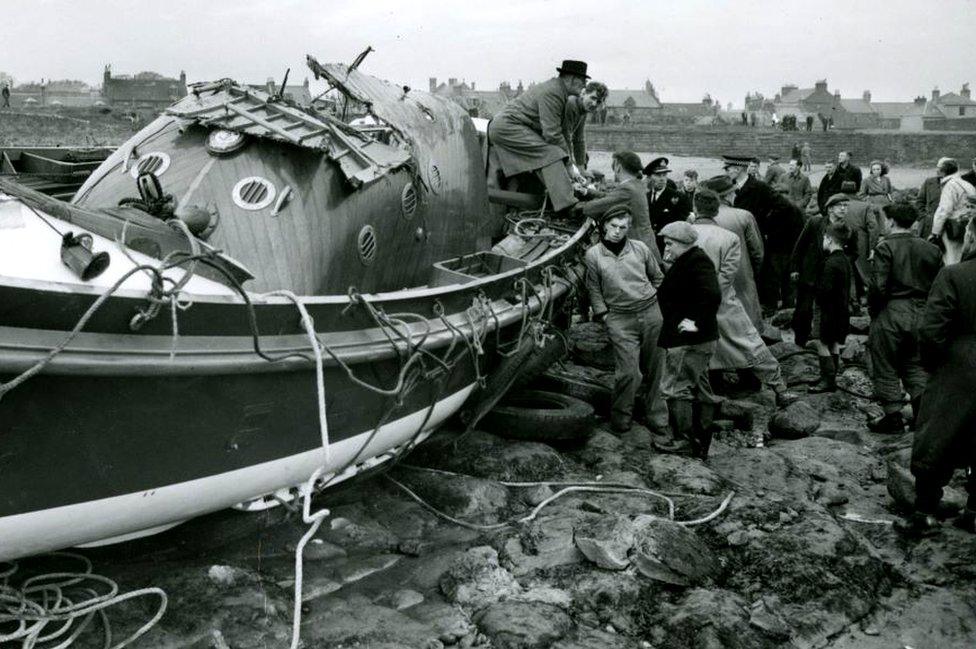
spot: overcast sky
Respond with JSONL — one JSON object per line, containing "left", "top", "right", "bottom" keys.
{"left": 3, "top": 0, "right": 973, "bottom": 106}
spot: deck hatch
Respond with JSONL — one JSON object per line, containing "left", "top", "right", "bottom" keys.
{"left": 357, "top": 225, "right": 377, "bottom": 266}
{"left": 130, "top": 152, "right": 170, "bottom": 179}
{"left": 232, "top": 177, "right": 277, "bottom": 211}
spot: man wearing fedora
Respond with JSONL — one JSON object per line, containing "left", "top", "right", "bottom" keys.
{"left": 488, "top": 60, "right": 591, "bottom": 213}
{"left": 645, "top": 156, "right": 692, "bottom": 254}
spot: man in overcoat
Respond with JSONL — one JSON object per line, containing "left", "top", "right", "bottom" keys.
{"left": 898, "top": 218, "right": 976, "bottom": 536}
{"left": 488, "top": 60, "right": 590, "bottom": 211}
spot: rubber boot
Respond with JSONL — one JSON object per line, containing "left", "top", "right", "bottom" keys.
{"left": 954, "top": 509, "right": 976, "bottom": 533}
{"left": 831, "top": 353, "right": 841, "bottom": 375}
{"left": 910, "top": 396, "right": 922, "bottom": 431}
{"left": 893, "top": 512, "right": 940, "bottom": 538}
{"left": 695, "top": 402, "right": 718, "bottom": 460}
{"left": 808, "top": 355, "right": 836, "bottom": 393}
{"left": 654, "top": 399, "right": 695, "bottom": 455}
{"left": 868, "top": 411, "right": 906, "bottom": 434}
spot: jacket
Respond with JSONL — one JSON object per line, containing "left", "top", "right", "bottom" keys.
{"left": 764, "top": 163, "right": 785, "bottom": 187}
{"left": 817, "top": 249, "right": 852, "bottom": 345}
{"left": 915, "top": 176, "right": 942, "bottom": 237}
{"left": 867, "top": 232, "right": 942, "bottom": 317}
{"left": 582, "top": 178, "right": 659, "bottom": 259}
{"left": 858, "top": 175, "right": 893, "bottom": 204}
{"left": 647, "top": 179, "right": 692, "bottom": 237}
{"left": 844, "top": 199, "right": 881, "bottom": 281}
{"left": 657, "top": 247, "right": 721, "bottom": 348}
{"left": 919, "top": 252, "right": 976, "bottom": 371}
{"left": 714, "top": 205, "right": 764, "bottom": 328}
{"left": 562, "top": 95, "right": 587, "bottom": 167}
{"left": 791, "top": 215, "right": 855, "bottom": 287}
{"left": 817, "top": 172, "right": 837, "bottom": 213}
{"left": 828, "top": 162, "right": 863, "bottom": 195}
{"left": 779, "top": 171, "right": 814, "bottom": 209}
{"left": 488, "top": 77, "right": 571, "bottom": 176}
{"left": 932, "top": 173, "right": 976, "bottom": 237}
{"left": 733, "top": 176, "right": 778, "bottom": 234}
{"left": 584, "top": 238, "right": 663, "bottom": 315}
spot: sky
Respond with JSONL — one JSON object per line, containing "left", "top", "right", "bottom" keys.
{"left": 2, "top": 0, "right": 973, "bottom": 107}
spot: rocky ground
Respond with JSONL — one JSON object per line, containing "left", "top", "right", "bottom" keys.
{"left": 23, "top": 317, "right": 976, "bottom": 649}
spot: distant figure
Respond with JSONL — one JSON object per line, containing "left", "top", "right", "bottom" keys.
{"left": 800, "top": 142, "right": 813, "bottom": 172}
{"left": 749, "top": 112, "right": 757, "bottom": 127}
{"left": 1, "top": 84, "right": 9, "bottom": 108}
{"left": 791, "top": 142, "right": 802, "bottom": 162}
{"left": 741, "top": 111, "right": 748, "bottom": 126}
{"left": 819, "top": 113, "right": 828, "bottom": 132}
{"left": 806, "top": 115, "right": 814, "bottom": 132}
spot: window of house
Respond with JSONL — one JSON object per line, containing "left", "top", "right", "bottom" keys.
{"left": 960, "top": 106, "right": 966, "bottom": 116}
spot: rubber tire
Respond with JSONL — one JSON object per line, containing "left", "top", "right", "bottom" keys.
{"left": 529, "top": 369, "right": 612, "bottom": 415}
{"left": 479, "top": 389, "right": 594, "bottom": 442}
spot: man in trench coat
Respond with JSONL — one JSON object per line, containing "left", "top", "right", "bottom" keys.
{"left": 488, "top": 60, "right": 590, "bottom": 212}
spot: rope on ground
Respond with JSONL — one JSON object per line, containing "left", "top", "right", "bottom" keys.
{"left": 387, "top": 467, "right": 736, "bottom": 531}
{"left": 0, "top": 552, "right": 167, "bottom": 649}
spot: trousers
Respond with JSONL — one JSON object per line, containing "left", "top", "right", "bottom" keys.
{"left": 661, "top": 341, "right": 720, "bottom": 404}
{"left": 868, "top": 299, "right": 929, "bottom": 414}
{"left": 605, "top": 303, "right": 668, "bottom": 429}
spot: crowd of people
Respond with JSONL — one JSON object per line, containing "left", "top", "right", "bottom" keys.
{"left": 486, "top": 60, "right": 976, "bottom": 537}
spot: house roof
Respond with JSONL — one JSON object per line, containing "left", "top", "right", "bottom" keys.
{"left": 923, "top": 102, "right": 947, "bottom": 118}
{"left": 936, "top": 92, "right": 976, "bottom": 106}
{"left": 605, "top": 89, "right": 661, "bottom": 109}
{"left": 838, "top": 98, "right": 876, "bottom": 114}
{"left": 104, "top": 77, "right": 185, "bottom": 103}
{"left": 871, "top": 102, "right": 924, "bottom": 118}
{"left": 779, "top": 87, "right": 815, "bottom": 104}
{"left": 660, "top": 102, "right": 714, "bottom": 116}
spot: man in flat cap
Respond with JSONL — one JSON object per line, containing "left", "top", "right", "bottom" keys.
{"left": 578, "top": 151, "right": 661, "bottom": 261}
{"left": 701, "top": 175, "right": 765, "bottom": 329}
{"left": 691, "top": 189, "right": 797, "bottom": 408}
{"left": 584, "top": 204, "right": 668, "bottom": 434}
{"left": 654, "top": 221, "right": 722, "bottom": 459}
{"left": 645, "top": 156, "right": 692, "bottom": 254}
{"left": 488, "top": 60, "right": 591, "bottom": 212}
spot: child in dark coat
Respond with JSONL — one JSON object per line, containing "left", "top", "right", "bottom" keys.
{"left": 810, "top": 221, "right": 853, "bottom": 392}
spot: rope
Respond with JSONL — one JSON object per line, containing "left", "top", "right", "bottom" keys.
{"left": 0, "top": 552, "right": 167, "bottom": 649}
{"left": 387, "top": 466, "right": 735, "bottom": 531}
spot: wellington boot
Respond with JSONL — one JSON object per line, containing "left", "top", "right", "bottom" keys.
{"left": 910, "top": 397, "right": 922, "bottom": 431}
{"left": 655, "top": 399, "right": 695, "bottom": 455}
{"left": 808, "top": 356, "right": 836, "bottom": 393}
{"left": 868, "top": 411, "right": 906, "bottom": 434}
{"left": 953, "top": 509, "right": 976, "bottom": 534}
{"left": 893, "top": 512, "right": 940, "bottom": 538}
{"left": 694, "top": 402, "right": 718, "bottom": 460}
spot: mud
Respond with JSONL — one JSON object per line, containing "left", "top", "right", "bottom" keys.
{"left": 24, "top": 318, "right": 976, "bottom": 649}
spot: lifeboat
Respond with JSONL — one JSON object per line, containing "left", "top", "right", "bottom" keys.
{"left": 0, "top": 57, "right": 589, "bottom": 561}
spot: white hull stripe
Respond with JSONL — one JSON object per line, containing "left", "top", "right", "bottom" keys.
{"left": 0, "top": 384, "right": 474, "bottom": 562}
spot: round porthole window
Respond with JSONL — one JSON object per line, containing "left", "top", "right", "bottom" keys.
{"left": 401, "top": 183, "right": 418, "bottom": 219}
{"left": 129, "top": 152, "right": 171, "bottom": 179}
{"left": 427, "top": 161, "right": 442, "bottom": 194}
{"left": 358, "top": 225, "right": 377, "bottom": 266}
{"left": 206, "top": 129, "right": 248, "bottom": 156}
{"left": 232, "top": 176, "right": 277, "bottom": 211}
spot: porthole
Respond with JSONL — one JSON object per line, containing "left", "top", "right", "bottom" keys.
{"left": 401, "top": 183, "right": 418, "bottom": 219}
{"left": 206, "top": 129, "right": 248, "bottom": 156}
{"left": 427, "top": 161, "right": 442, "bottom": 194}
{"left": 232, "top": 176, "right": 277, "bottom": 211}
{"left": 129, "top": 152, "right": 170, "bottom": 179}
{"left": 357, "top": 225, "right": 377, "bottom": 266}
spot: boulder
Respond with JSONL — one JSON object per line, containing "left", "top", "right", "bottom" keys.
{"left": 391, "top": 470, "right": 508, "bottom": 524}
{"left": 719, "top": 399, "right": 761, "bottom": 430}
{"left": 440, "top": 546, "right": 522, "bottom": 610}
{"left": 475, "top": 601, "right": 573, "bottom": 649}
{"left": 769, "top": 308, "right": 795, "bottom": 329}
{"left": 573, "top": 514, "right": 636, "bottom": 570}
{"left": 642, "top": 453, "right": 726, "bottom": 495}
{"left": 768, "top": 400, "right": 820, "bottom": 439}
{"left": 630, "top": 517, "right": 718, "bottom": 586}
{"left": 849, "top": 315, "right": 871, "bottom": 334}
{"left": 653, "top": 589, "right": 777, "bottom": 649}
{"left": 406, "top": 602, "right": 476, "bottom": 646}
{"left": 567, "top": 569, "right": 642, "bottom": 633}
{"left": 500, "top": 515, "right": 585, "bottom": 576}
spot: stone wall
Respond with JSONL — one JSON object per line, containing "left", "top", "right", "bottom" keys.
{"left": 584, "top": 125, "right": 976, "bottom": 164}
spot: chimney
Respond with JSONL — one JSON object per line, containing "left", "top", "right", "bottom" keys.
{"left": 180, "top": 70, "right": 186, "bottom": 86}
{"left": 781, "top": 84, "right": 796, "bottom": 98}
{"left": 429, "top": 77, "right": 436, "bottom": 92}
{"left": 932, "top": 87, "right": 940, "bottom": 101}
{"left": 914, "top": 95, "right": 927, "bottom": 106}
{"left": 448, "top": 77, "right": 457, "bottom": 87}
{"left": 471, "top": 81, "right": 475, "bottom": 90}
{"left": 962, "top": 83, "right": 971, "bottom": 100}
{"left": 833, "top": 89, "right": 841, "bottom": 100}
{"left": 862, "top": 90, "right": 871, "bottom": 103}
{"left": 814, "top": 80, "right": 828, "bottom": 91}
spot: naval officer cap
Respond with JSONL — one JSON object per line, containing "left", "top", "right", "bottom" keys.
{"left": 722, "top": 155, "right": 755, "bottom": 168}
{"left": 660, "top": 221, "right": 698, "bottom": 244}
{"left": 643, "top": 156, "right": 671, "bottom": 175}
